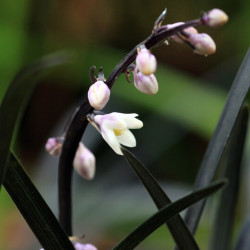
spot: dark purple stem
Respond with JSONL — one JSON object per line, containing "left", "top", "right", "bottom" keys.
{"left": 58, "top": 18, "right": 202, "bottom": 235}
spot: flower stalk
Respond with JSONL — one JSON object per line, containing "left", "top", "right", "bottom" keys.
{"left": 57, "top": 9, "right": 226, "bottom": 235}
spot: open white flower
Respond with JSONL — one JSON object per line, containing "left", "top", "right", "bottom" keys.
{"left": 94, "top": 112, "right": 143, "bottom": 155}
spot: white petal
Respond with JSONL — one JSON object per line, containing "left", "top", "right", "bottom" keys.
{"left": 95, "top": 114, "right": 126, "bottom": 130}
{"left": 112, "top": 113, "right": 143, "bottom": 129}
{"left": 101, "top": 127, "right": 123, "bottom": 155}
{"left": 116, "top": 129, "right": 136, "bottom": 147}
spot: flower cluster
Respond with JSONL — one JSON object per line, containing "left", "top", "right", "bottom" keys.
{"left": 165, "top": 9, "right": 228, "bottom": 56}
{"left": 45, "top": 8, "right": 228, "bottom": 182}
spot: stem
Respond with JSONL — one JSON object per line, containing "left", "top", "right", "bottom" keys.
{"left": 58, "top": 17, "right": 202, "bottom": 235}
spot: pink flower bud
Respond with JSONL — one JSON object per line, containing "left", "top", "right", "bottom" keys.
{"left": 88, "top": 81, "right": 110, "bottom": 110}
{"left": 204, "top": 9, "right": 228, "bottom": 27}
{"left": 136, "top": 48, "right": 157, "bottom": 75}
{"left": 45, "top": 137, "right": 63, "bottom": 156}
{"left": 73, "top": 142, "right": 96, "bottom": 180}
{"left": 73, "top": 242, "right": 98, "bottom": 250}
{"left": 133, "top": 69, "right": 158, "bottom": 95}
{"left": 166, "top": 22, "right": 198, "bottom": 43}
{"left": 188, "top": 33, "right": 216, "bottom": 56}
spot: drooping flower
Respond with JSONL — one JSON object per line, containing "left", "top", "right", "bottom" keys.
{"left": 93, "top": 112, "right": 143, "bottom": 155}
{"left": 45, "top": 137, "right": 64, "bottom": 156}
{"left": 73, "top": 142, "right": 96, "bottom": 180}
{"left": 187, "top": 33, "right": 216, "bottom": 56}
{"left": 136, "top": 47, "right": 157, "bottom": 75}
{"left": 88, "top": 80, "right": 110, "bottom": 110}
{"left": 133, "top": 67, "right": 158, "bottom": 95}
{"left": 203, "top": 9, "right": 228, "bottom": 28}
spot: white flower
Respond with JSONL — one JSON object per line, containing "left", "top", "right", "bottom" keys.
{"left": 73, "top": 142, "right": 96, "bottom": 180}
{"left": 88, "top": 80, "right": 110, "bottom": 110}
{"left": 136, "top": 47, "right": 157, "bottom": 75}
{"left": 133, "top": 67, "right": 158, "bottom": 95}
{"left": 94, "top": 112, "right": 143, "bottom": 155}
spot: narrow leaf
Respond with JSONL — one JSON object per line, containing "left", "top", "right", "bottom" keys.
{"left": 113, "top": 179, "right": 227, "bottom": 250}
{"left": 235, "top": 217, "right": 250, "bottom": 250}
{"left": 209, "top": 106, "right": 248, "bottom": 250}
{"left": 0, "top": 52, "right": 71, "bottom": 189}
{"left": 4, "top": 152, "right": 75, "bottom": 250}
{"left": 122, "top": 147, "right": 199, "bottom": 250}
{"left": 185, "top": 49, "right": 250, "bottom": 234}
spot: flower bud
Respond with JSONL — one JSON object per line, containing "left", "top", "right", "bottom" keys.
{"left": 136, "top": 48, "right": 157, "bottom": 75}
{"left": 166, "top": 22, "right": 198, "bottom": 43}
{"left": 133, "top": 69, "right": 158, "bottom": 95}
{"left": 204, "top": 9, "right": 228, "bottom": 27}
{"left": 88, "top": 81, "right": 110, "bottom": 110}
{"left": 74, "top": 242, "right": 98, "bottom": 250}
{"left": 188, "top": 33, "right": 216, "bottom": 56}
{"left": 45, "top": 137, "right": 63, "bottom": 156}
{"left": 73, "top": 142, "right": 96, "bottom": 180}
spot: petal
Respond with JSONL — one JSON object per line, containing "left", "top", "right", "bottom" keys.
{"left": 101, "top": 127, "right": 123, "bottom": 155}
{"left": 116, "top": 129, "right": 136, "bottom": 147}
{"left": 112, "top": 113, "right": 143, "bottom": 129}
{"left": 95, "top": 114, "right": 126, "bottom": 130}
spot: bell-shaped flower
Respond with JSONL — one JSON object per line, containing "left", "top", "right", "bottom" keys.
{"left": 133, "top": 67, "right": 158, "bottom": 95}
{"left": 136, "top": 47, "right": 157, "bottom": 75}
{"left": 94, "top": 112, "right": 143, "bottom": 155}
{"left": 73, "top": 142, "right": 96, "bottom": 180}
{"left": 45, "top": 137, "right": 64, "bottom": 156}
{"left": 203, "top": 9, "right": 228, "bottom": 28}
{"left": 88, "top": 80, "right": 110, "bottom": 110}
{"left": 187, "top": 33, "right": 216, "bottom": 56}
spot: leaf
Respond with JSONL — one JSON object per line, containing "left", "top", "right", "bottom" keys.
{"left": 209, "top": 106, "right": 248, "bottom": 250}
{"left": 113, "top": 179, "right": 227, "bottom": 250}
{"left": 0, "top": 52, "right": 72, "bottom": 189}
{"left": 235, "top": 217, "right": 250, "bottom": 250}
{"left": 121, "top": 147, "right": 199, "bottom": 250}
{"left": 184, "top": 48, "right": 250, "bottom": 234}
{"left": 3, "top": 152, "right": 75, "bottom": 249}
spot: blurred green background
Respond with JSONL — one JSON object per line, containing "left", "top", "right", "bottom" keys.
{"left": 0, "top": 0, "right": 249, "bottom": 249}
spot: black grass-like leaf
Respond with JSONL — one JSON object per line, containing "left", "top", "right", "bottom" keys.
{"left": 122, "top": 147, "right": 199, "bottom": 250}
{"left": 113, "top": 179, "right": 227, "bottom": 250}
{"left": 235, "top": 217, "right": 250, "bottom": 250}
{"left": 0, "top": 52, "right": 71, "bottom": 189}
{"left": 185, "top": 49, "right": 250, "bottom": 234}
{"left": 209, "top": 106, "right": 248, "bottom": 250}
{"left": 4, "top": 152, "right": 74, "bottom": 249}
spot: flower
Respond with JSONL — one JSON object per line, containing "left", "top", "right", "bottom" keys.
{"left": 187, "top": 33, "right": 216, "bottom": 56}
{"left": 136, "top": 47, "right": 157, "bottom": 75}
{"left": 73, "top": 242, "right": 98, "bottom": 250}
{"left": 93, "top": 112, "right": 143, "bottom": 155}
{"left": 133, "top": 67, "right": 158, "bottom": 95}
{"left": 88, "top": 80, "right": 110, "bottom": 110}
{"left": 45, "top": 137, "right": 64, "bottom": 156}
{"left": 203, "top": 9, "right": 228, "bottom": 27}
{"left": 165, "top": 22, "right": 198, "bottom": 43}
{"left": 73, "top": 142, "right": 96, "bottom": 180}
